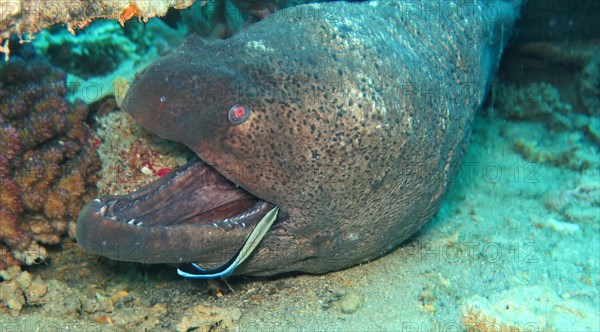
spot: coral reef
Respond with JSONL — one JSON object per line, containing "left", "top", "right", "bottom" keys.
{"left": 493, "top": 82, "right": 575, "bottom": 129}
{"left": 2, "top": 0, "right": 314, "bottom": 63}
{"left": 0, "top": 54, "right": 101, "bottom": 269}
{"left": 1, "top": 0, "right": 322, "bottom": 117}
{"left": 0, "top": 265, "right": 48, "bottom": 316}
{"left": 492, "top": 40, "right": 600, "bottom": 170}
{"left": 94, "top": 107, "right": 192, "bottom": 196}
{"left": 31, "top": 19, "right": 184, "bottom": 104}
{"left": 0, "top": 0, "right": 195, "bottom": 56}
{"left": 16, "top": 1, "right": 317, "bottom": 104}
{"left": 33, "top": 22, "right": 143, "bottom": 80}
{"left": 579, "top": 51, "right": 600, "bottom": 124}
{"left": 495, "top": 40, "right": 599, "bottom": 129}
{"left": 504, "top": 123, "right": 599, "bottom": 170}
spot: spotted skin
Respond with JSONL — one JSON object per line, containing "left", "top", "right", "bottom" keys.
{"left": 88, "top": 1, "right": 517, "bottom": 276}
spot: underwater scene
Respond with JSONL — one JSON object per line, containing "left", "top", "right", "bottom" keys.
{"left": 0, "top": 0, "right": 598, "bottom": 330}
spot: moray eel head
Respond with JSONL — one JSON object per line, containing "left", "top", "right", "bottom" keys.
{"left": 76, "top": 36, "right": 285, "bottom": 272}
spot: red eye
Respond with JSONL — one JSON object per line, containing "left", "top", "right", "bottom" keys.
{"left": 228, "top": 103, "right": 251, "bottom": 125}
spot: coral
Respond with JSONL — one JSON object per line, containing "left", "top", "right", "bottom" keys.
{"left": 94, "top": 108, "right": 192, "bottom": 196}
{"left": 31, "top": 19, "right": 183, "bottom": 104}
{"left": 0, "top": 265, "right": 48, "bottom": 317}
{"left": 578, "top": 51, "right": 600, "bottom": 118}
{"left": 33, "top": 21, "right": 141, "bottom": 79}
{"left": 508, "top": 125, "right": 599, "bottom": 170}
{"left": 0, "top": 0, "right": 196, "bottom": 57}
{"left": 492, "top": 40, "right": 600, "bottom": 171}
{"left": 3, "top": 1, "right": 319, "bottom": 108}
{"left": 25, "top": 1, "right": 318, "bottom": 104}
{"left": 0, "top": 54, "right": 101, "bottom": 269}
{"left": 493, "top": 82, "right": 574, "bottom": 129}
{"left": 495, "top": 40, "right": 599, "bottom": 137}
{"left": 461, "top": 286, "right": 599, "bottom": 331}
{"left": 1, "top": 0, "right": 314, "bottom": 64}
{"left": 461, "top": 298, "right": 542, "bottom": 332}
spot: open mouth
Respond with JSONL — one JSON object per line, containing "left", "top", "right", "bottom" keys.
{"left": 95, "top": 158, "right": 267, "bottom": 229}
{"left": 76, "top": 157, "right": 275, "bottom": 268}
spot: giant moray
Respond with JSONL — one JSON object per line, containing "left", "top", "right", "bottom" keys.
{"left": 77, "top": 1, "right": 521, "bottom": 277}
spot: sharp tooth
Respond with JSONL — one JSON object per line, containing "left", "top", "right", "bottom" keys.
{"left": 93, "top": 198, "right": 101, "bottom": 204}
{"left": 99, "top": 205, "right": 107, "bottom": 216}
{"left": 110, "top": 216, "right": 116, "bottom": 221}
{"left": 135, "top": 221, "right": 143, "bottom": 226}
{"left": 212, "top": 223, "right": 219, "bottom": 228}
{"left": 241, "top": 222, "right": 246, "bottom": 228}
{"left": 127, "top": 219, "right": 136, "bottom": 225}
{"left": 108, "top": 200, "right": 117, "bottom": 214}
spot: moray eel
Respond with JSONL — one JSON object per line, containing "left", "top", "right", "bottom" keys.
{"left": 77, "top": 1, "right": 520, "bottom": 277}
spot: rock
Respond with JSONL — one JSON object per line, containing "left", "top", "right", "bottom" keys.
{"left": 15, "top": 270, "right": 32, "bottom": 288}
{"left": 176, "top": 304, "right": 242, "bottom": 332}
{"left": 81, "top": 292, "right": 115, "bottom": 314}
{"left": 532, "top": 217, "right": 580, "bottom": 235}
{"left": 339, "top": 292, "right": 361, "bottom": 314}
{"left": 0, "top": 265, "right": 47, "bottom": 316}
{"left": 25, "top": 275, "right": 48, "bottom": 304}
{"left": 0, "top": 280, "right": 26, "bottom": 316}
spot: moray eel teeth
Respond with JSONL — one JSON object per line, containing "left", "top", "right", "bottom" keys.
{"left": 76, "top": 158, "right": 276, "bottom": 267}
{"left": 99, "top": 204, "right": 107, "bottom": 216}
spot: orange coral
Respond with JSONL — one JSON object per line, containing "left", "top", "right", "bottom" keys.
{"left": 0, "top": 178, "right": 22, "bottom": 213}
{"left": 0, "top": 55, "right": 101, "bottom": 269}
{"left": 120, "top": 3, "right": 141, "bottom": 24}
{"left": 0, "top": 208, "right": 28, "bottom": 248}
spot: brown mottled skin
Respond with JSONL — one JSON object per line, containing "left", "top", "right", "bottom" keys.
{"left": 77, "top": 1, "right": 517, "bottom": 276}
